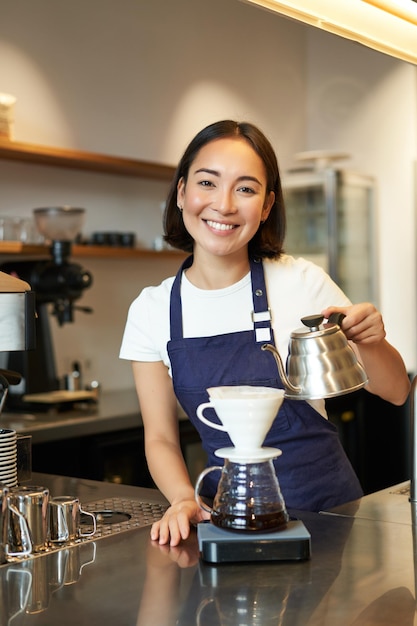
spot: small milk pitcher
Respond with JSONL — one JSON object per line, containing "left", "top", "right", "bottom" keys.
{"left": 48, "top": 496, "right": 96, "bottom": 544}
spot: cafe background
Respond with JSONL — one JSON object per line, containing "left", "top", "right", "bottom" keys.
{"left": 0, "top": 0, "right": 416, "bottom": 491}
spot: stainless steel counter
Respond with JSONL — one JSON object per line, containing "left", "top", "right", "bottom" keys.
{"left": 325, "top": 480, "right": 413, "bottom": 525}
{"left": 1, "top": 473, "right": 417, "bottom": 625}
{"left": 0, "top": 389, "right": 142, "bottom": 444}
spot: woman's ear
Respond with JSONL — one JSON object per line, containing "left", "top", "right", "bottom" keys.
{"left": 177, "top": 177, "right": 185, "bottom": 208}
{"left": 262, "top": 191, "right": 275, "bottom": 222}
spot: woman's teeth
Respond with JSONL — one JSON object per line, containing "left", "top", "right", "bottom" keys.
{"left": 206, "top": 220, "right": 235, "bottom": 231}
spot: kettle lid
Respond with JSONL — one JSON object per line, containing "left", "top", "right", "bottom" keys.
{"left": 290, "top": 313, "right": 345, "bottom": 338}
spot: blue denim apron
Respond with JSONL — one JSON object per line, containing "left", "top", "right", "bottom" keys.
{"left": 167, "top": 255, "right": 363, "bottom": 511}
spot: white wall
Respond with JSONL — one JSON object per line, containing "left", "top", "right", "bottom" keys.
{"left": 0, "top": 0, "right": 415, "bottom": 391}
{"left": 305, "top": 29, "right": 417, "bottom": 373}
{"left": 0, "top": 0, "right": 307, "bottom": 164}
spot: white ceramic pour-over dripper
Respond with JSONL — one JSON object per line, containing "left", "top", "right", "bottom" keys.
{"left": 196, "top": 386, "right": 285, "bottom": 454}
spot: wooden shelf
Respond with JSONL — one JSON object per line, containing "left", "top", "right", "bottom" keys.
{"left": 0, "top": 140, "right": 180, "bottom": 261}
{"left": 0, "top": 241, "right": 186, "bottom": 260}
{"left": 0, "top": 138, "right": 176, "bottom": 181}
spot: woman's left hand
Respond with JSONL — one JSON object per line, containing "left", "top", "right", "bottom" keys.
{"left": 322, "top": 303, "right": 386, "bottom": 345}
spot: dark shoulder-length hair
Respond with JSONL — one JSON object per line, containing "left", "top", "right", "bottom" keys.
{"left": 163, "top": 120, "right": 286, "bottom": 259}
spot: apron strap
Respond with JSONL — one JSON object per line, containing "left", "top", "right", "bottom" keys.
{"left": 170, "top": 255, "right": 193, "bottom": 340}
{"left": 250, "top": 258, "right": 272, "bottom": 343}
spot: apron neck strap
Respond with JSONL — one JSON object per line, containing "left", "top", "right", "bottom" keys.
{"left": 170, "top": 255, "right": 192, "bottom": 339}
{"left": 250, "top": 258, "right": 272, "bottom": 343}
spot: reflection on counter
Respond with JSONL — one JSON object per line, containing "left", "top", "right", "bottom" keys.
{"left": 1, "top": 542, "right": 96, "bottom": 620}
{"left": 137, "top": 513, "right": 355, "bottom": 626}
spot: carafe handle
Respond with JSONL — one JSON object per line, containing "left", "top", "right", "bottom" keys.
{"left": 194, "top": 466, "right": 222, "bottom": 514}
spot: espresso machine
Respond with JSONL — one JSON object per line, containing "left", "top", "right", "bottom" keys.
{"left": 0, "top": 207, "right": 93, "bottom": 409}
{"left": 0, "top": 271, "right": 36, "bottom": 412}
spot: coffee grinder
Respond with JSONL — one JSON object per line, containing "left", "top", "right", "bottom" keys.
{"left": 0, "top": 207, "right": 93, "bottom": 409}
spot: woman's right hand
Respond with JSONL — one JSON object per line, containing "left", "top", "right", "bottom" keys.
{"left": 150, "top": 499, "right": 210, "bottom": 546}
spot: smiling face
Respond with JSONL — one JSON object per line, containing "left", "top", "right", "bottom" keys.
{"left": 177, "top": 137, "right": 275, "bottom": 263}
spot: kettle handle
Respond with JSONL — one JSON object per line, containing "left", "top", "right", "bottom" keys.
{"left": 327, "top": 312, "right": 346, "bottom": 327}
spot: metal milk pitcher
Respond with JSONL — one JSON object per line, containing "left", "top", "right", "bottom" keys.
{"left": 1, "top": 482, "right": 33, "bottom": 559}
{"left": 7, "top": 485, "right": 49, "bottom": 553}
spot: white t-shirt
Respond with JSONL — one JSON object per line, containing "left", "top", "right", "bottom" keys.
{"left": 120, "top": 254, "right": 351, "bottom": 374}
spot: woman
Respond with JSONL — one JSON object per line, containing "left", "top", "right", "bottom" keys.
{"left": 120, "top": 120, "right": 410, "bottom": 546}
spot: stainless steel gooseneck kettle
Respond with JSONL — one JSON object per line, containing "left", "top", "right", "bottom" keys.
{"left": 262, "top": 313, "right": 368, "bottom": 400}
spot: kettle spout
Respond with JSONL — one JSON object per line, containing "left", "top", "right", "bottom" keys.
{"left": 261, "top": 344, "right": 302, "bottom": 395}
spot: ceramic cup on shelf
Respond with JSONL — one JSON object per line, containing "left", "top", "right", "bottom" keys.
{"left": 0, "top": 217, "right": 21, "bottom": 241}
{"left": 0, "top": 216, "right": 44, "bottom": 243}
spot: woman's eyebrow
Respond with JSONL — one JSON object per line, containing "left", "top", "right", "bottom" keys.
{"left": 194, "top": 167, "right": 219, "bottom": 177}
{"left": 193, "top": 167, "right": 262, "bottom": 185}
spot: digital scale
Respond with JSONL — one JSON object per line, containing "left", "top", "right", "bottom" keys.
{"left": 197, "top": 518, "right": 311, "bottom": 564}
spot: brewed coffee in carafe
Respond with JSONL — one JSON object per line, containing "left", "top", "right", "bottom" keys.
{"left": 208, "top": 458, "right": 288, "bottom": 532}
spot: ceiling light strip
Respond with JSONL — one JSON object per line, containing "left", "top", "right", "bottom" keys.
{"left": 242, "top": 0, "right": 417, "bottom": 65}
{"left": 361, "top": 0, "right": 417, "bottom": 26}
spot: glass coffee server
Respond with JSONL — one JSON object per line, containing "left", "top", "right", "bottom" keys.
{"left": 281, "top": 152, "right": 378, "bottom": 306}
